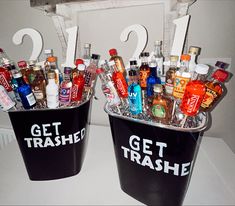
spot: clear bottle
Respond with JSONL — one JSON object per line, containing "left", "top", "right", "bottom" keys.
{"left": 18, "top": 60, "right": 29, "bottom": 84}
{"left": 99, "top": 60, "right": 113, "bottom": 81}
{"left": 46, "top": 72, "right": 59, "bottom": 109}
{"left": 12, "top": 71, "right": 36, "bottom": 109}
{"left": 173, "top": 54, "right": 191, "bottom": 100}
{"left": 83, "top": 43, "right": 91, "bottom": 67}
{"left": 153, "top": 40, "right": 164, "bottom": 77}
{"left": 44, "top": 49, "right": 53, "bottom": 76}
{"left": 151, "top": 84, "right": 173, "bottom": 124}
{"left": 71, "top": 64, "right": 85, "bottom": 102}
{"left": 0, "top": 85, "right": 16, "bottom": 111}
{"left": 165, "top": 55, "right": 179, "bottom": 96}
{"left": 180, "top": 64, "right": 209, "bottom": 117}
{"left": 59, "top": 67, "right": 72, "bottom": 106}
{"left": 188, "top": 46, "right": 200, "bottom": 75}
{"left": 139, "top": 52, "right": 150, "bottom": 90}
{"left": 96, "top": 67, "right": 121, "bottom": 108}
{"left": 27, "top": 60, "right": 37, "bottom": 86}
{"left": 200, "top": 68, "right": 229, "bottom": 112}
{"left": 109, "top": 48, "right": 126, "bottom": 77}
{"left": 128, "top": 70, "right": 142, "bottom": 115}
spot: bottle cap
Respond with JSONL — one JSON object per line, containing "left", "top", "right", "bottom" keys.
{"left": 33, "top": 66, "right": 42, "bottom": 71}
{"left": 28, "top": 60, "right": 36, "bottom": 66}
{"left": 130, "top": 60, "right": 137, "bottom": 66}
{"left": 44, "top": 49, "right": 52, "bottom": 55}
{"left": 47, "top": 72, "right": 56, "bottom": 79}
{"left": 170, "top": 55, "right": 179, "bottom": 62}
{"left": 215, "top": 61, "right": 228, "bottom": 69}
{"left": 188, "top": 46, "right": 200, "bottom": 55}
{"left": 181, "top": 54, "right": 191, "bottom": 61}
{"left": 17, "top": 60, "right": 27, "bottom": 68}
{"left": 108, "top": 60, "right": 115, "bottom": 67}
{"left": 84, "top": 43, "right": 91, "bottom": 48}
{"left": 96, "top": 68, "right": 104, "bottom": 74}
{"left": 129, "top": 69, "right": 137, "bottom": 76}
{"left": 154, "top": 40, "right": 162, "bottom": 46}
{"left": 0, "top": 48, "right": 3, "bottom": 53}
{"left": 140, "top": 52, "right": 149, "bottom": 57}
{"left": 195, "top": 64, "right": 209, "bottom": 74}
{"left": 47, "top": 56, "right": 57, "bottom": 63}
{"left": 12, "top": 70, "right": 22, "bottom": 78}
{"left": 77, "top": 64, "right": 85, "bottom": 71}
{"left": 109, "top": 49, "right": 117, "bottom": 56}
{"left": 75, "top": 58, "right": 84, "bottom": 66}
{"left": 153, "top": 84, "right": 163, "bottom": 93}
{"left": 212, "top": 69, "right": 229, "bottom": 82}
{"left": 91, "top": 54, "right": 100, "bottom": 60}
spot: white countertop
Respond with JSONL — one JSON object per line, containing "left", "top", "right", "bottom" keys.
{"left": 0, "top": 125, "right": 235, "bottom": 205}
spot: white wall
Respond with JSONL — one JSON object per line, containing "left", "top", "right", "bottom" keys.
{"left": 0, "top": 0, "right": 234, "bottom": 152}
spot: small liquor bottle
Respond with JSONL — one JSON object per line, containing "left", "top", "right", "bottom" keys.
{"left": 188, "top": 46, "right": 200, "bottom": 76}
{"left": 44, "top": 49, "right": 53, "bottom": 76}
{"left": 153, "top": 40, "right": 164, "bottom": 78}
{"left": 83, "top": 43, "right": 91, "bottom": 67}
{"left": 71, "top": 64, "right": 85, "bottom": 102}
{"left": 18, "top": 60, "right": 29, "bottom": 84}
{"left": 139, "top": 52, "right": 150, "bottom": 90}
{"left": 151, "top": 84, "right": 173, "bottom": 124}
{"left": 46, "top": 72, "right": 59, "bottom": 109}
{"left": 59, "top": 67, "right": 72, "bottom": 106}
{"left": 0, "top": 85, "right": 16, "bottom": 111}
{"left": 180, "top": 64, "right": 209, "bottom": 116}
{"left": 128, "top": 70, "right": 142, "bottom": 115}
{"left": 27, "top": 60, "right": 37, "bottom": 86}
{"left": 165, "top": 55, "right": 178, "bottom": 96}
{"left": 126, "top": 60, "right": 139, "bottom": 85}
{"left": 72, "top": 59, "right": 84, "bottom": 80}
{"left": 109, "top": 48, "right": 126, "bottom": 77}
{"left": 200, "top": 69, "right": 229, "bottom": 112}
{"left": 12, "top": 71, "right": 36, "bottom": 109}
{"left": 173, "top": 54, "right": 191, "bottom": 100}
{"left": 47, "top": 56, "right": 62, "bottom": 85}
{"left": 0, "top": 66, "right": 14, "bottom": 98}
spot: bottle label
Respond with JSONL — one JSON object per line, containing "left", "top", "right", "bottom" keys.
{"left": 129, "top": 90, "right": 142, "bottom": 114}
{"left": 103, "top": 82, "right": 121, "bottom": 106}
{"left": 47, "top": 93, "right": 59, "bottom": 108}
{"left": 116, "top": 78, "right": 127, "bottom": 97}
{"left": 71, "top": 84, "right": 83, "bottom": 101}
{"left": 139, "top": 70, "right": 150, "bottom": 88}
{"left": 59, "top": 87, "right": 71, "bottom": 103}
{"left": 152, "top": 104, "right": 166, "bottom": 118}
{"left": 0, "top": 87, "right": 15, "bottom": 111}
{"left": 0, "top": 74, "right": 12, "bottom": 92}
{"left": 156, "top": 57, "right": 163, "bottom": 76}
{"left": 165, "top": 83, "right": 174, "bottom": 95}
{"left": 173, "top": 76, "right": 190, "bottom": 99}
{"left": 185, "top": 94, "right": 200, "bottom": 115}
{"left": 84, "top": 71, "right": 93, "bottom": 87}
{"left": 201, "top": 88, "right": 218, "bottom": 109}
{"left": 26, "top": 93, "right": 36, "bottom": 106}
{"left": 33, "top": 87, "right": 44, "bottom": 100}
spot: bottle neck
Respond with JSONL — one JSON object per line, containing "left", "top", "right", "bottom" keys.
{"left": 141, "top": 56, "right": 148, "bottom": 65}
{"left": 64, "top": 73, "right": 71, "bottom": 81}
{"left": 194, "top": 73, "right": 207, "bottom": 81}
{"left": 83, "top": 48, "right": 91, "bottom": 59}
{"left": 154, "top": 45, "right": 163, "bottom": 57}
{"left": 170, "top": 61, "right": 177, "bottom": 69}
{"left": 91, "top": 59, "right": 99, "bottom": 67}
{"left": 15, "top": 77, "right": 25, "bottom": 86}
{"left": 180, "top": 60, "right": 189, "bottom": 72}
{"left": 189, "top": 54, "right": 196, "bottom": 63}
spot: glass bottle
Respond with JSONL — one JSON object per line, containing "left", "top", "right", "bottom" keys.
{"left": 96, "top": 67, "right": 121, "bottom": 108}
{"left": 0, "top": 66, "right": 14, "bottom": 95}
{"left": 165, "top": 55, "right": 179, "bottom": 96}
{"left": 128, "top": 70, "right": 142, "bottom": 116}
{"left": 208, "top": 61, "right": 229, "bottom": 81}
{"left": 173, "top": 54, "right": 191, "bottom": 100}
{"left": 188, "top": 46, "right": 200, "bottom": 75}
{"left": 200, "top": 69, "right": 229, "bottom": 112}
{"left": 110, "top": 60, "right": 128, "bottom": 103}
{"left": 83, "top": 43, "right": 91, "bottom": 67}
{"left": 0, "top": 85, "right": 16, "bottom": 111}
{"left": 18, "top": 60, "right": 29, "bottom": 84}
{"left": 71, "top": 64, "right": 85, "bottom": 102}
{"left": 109, "top": 48, "right": 126, "bottom": 77}
{"left": 139, "top": 52, "right": 150, "bottom": 90}
{"left": 44, "top": 49, "right": 53, "bottom": 76}
{"left": 27, "top": 60, "right": 37, "bottom": 86}
{"left": 31, "top": 66, "right": 46, "bottom": 107}
{"left": 0, "top": 48, "right": 13, "bottom": 67}
{"left": 99, "top": 60, "right": 113, "bottom": 81}
{"left": 151, "top": 84, "right": 173, "bottom": 124}
{"left": 59, "top": 67, "right": 72, "bottom": 106}
{"left": 180, "top": 64, "right": 209, "bottom": 117}
{"left": 153, "top": 40, "right": 164, "bottom": 78}
{"left": 12, "top": 71, "right": 36, "bottom": 109}
{"left": 72, "top": 58, "right": 84, "bottom": 80}
{"left": 47, "top": 56, "right": 62, "bottom": 85}
{"left": 46, "top": 71, "right": 59, "bottom": 109}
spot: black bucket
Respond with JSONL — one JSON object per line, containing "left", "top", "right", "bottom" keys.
{"left": 105, "top": 104, "right": 208, "bottom": 206}
{"left": 8, "top": 98, "right": 92, "bottom": 181}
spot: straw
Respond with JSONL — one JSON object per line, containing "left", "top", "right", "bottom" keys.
{"left": 180, "top": 115, "right": 188, "bottom": 128}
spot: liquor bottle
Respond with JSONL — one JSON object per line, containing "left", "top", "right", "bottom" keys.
{"left": 44, "top": 49, "right": 53, "bottom": 76}
{"left": 208, "top": 61, "right": 229, "bottom": 81}
{"left": 200, "top": 68, "right": 229, "bottom": 112}
{"left": 72, "top": 58, "right": 84, "bottom": 80}
{"left": 84, "top": 54, "right": 100, "bottom": 90}
{"left": 109, "top": 48, "right": 126, "bottom": 77}
{"left": 46, "top": 71, "right": 59, "bottom": 109}
{"left": 165, "top": 55, "right": 179, "bottom": 96}
{"left": 27, "top": 60, "right": 37, "bottom": 85}
{"left": 59, "top": 67, "right": 72, "bottom": 106}
{"left": 173, "top": 54, "right": 191, "bottom": 99}
{"left": 31, "top": 66, "right": 46, "bottom": 107}
{"left": 151, "top": 84, "right": 173, "bottom": 124}
{"left": 71, "top": 64, "right": 85, "bottom": 102}
{"left": 0, "top": 66, "right": 15, "bottom": 99}
{"left": 18, "top": 60, "right": 29, "bottom": 84}
{"left": 47, "top": 56, "right": 62, "bottom": 85}
{"left": 0, "top": 85, "right": 16, "bottom": 111}
{"left": 180, "top": 64, "right": 209, "bottom": 117}
{"left": 83, "top": 43, "right": 91, "bottom": 67}
{"left": 99, "top": 60, "right": 112, "bottom": 81}
{"left": 128, "top": 60, "right": 139, "bottom": 85}
{"left": 96, "top": 67, "right": 121, "bottom": 108}
{"left": 188, "top": 46, "right": 200, "bottom": 75}
{"left": 110, "top": 60, "right": 128, "bottom": 103}
{"left": 139, "top": 52, "right": 150, "bottom": 90}
{"left": 153, "top": 40, "right": 164, "bottom": 78}
{"left": 0, "top": 48, "right": 12, "bottom": 67}
{"left": 146, "top": 57, "right": 161, "bottom": 98}
{"left": 12, "top": 71, "right": 36, "bottom": 109}
{"left": 128, "top": 70, "right": 142, "bottom": 115}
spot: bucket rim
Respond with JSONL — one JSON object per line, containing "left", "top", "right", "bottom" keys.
{"left": 104, "top": 103, "right": 208, "bottom": 133}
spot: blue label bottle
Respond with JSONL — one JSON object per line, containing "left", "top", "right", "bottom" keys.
{"left": 128, "top": 70, "right": 142, "bottom": 115}
{"left": 147, "top": 61, "right": 161, "bottom": 97}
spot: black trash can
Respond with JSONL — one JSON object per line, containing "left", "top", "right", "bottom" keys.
{"left": 8, "top": 98, "right": 92, "bottom": 181}
{"left": 104, "top": 103, "right": 208, "bottom": 206}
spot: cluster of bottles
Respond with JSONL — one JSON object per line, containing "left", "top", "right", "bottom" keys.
{"left": 98, "top": 42, "right": 230, "bottom": 128}
{"left": 0, "top": 44, "right": 98, "bottom": 111}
